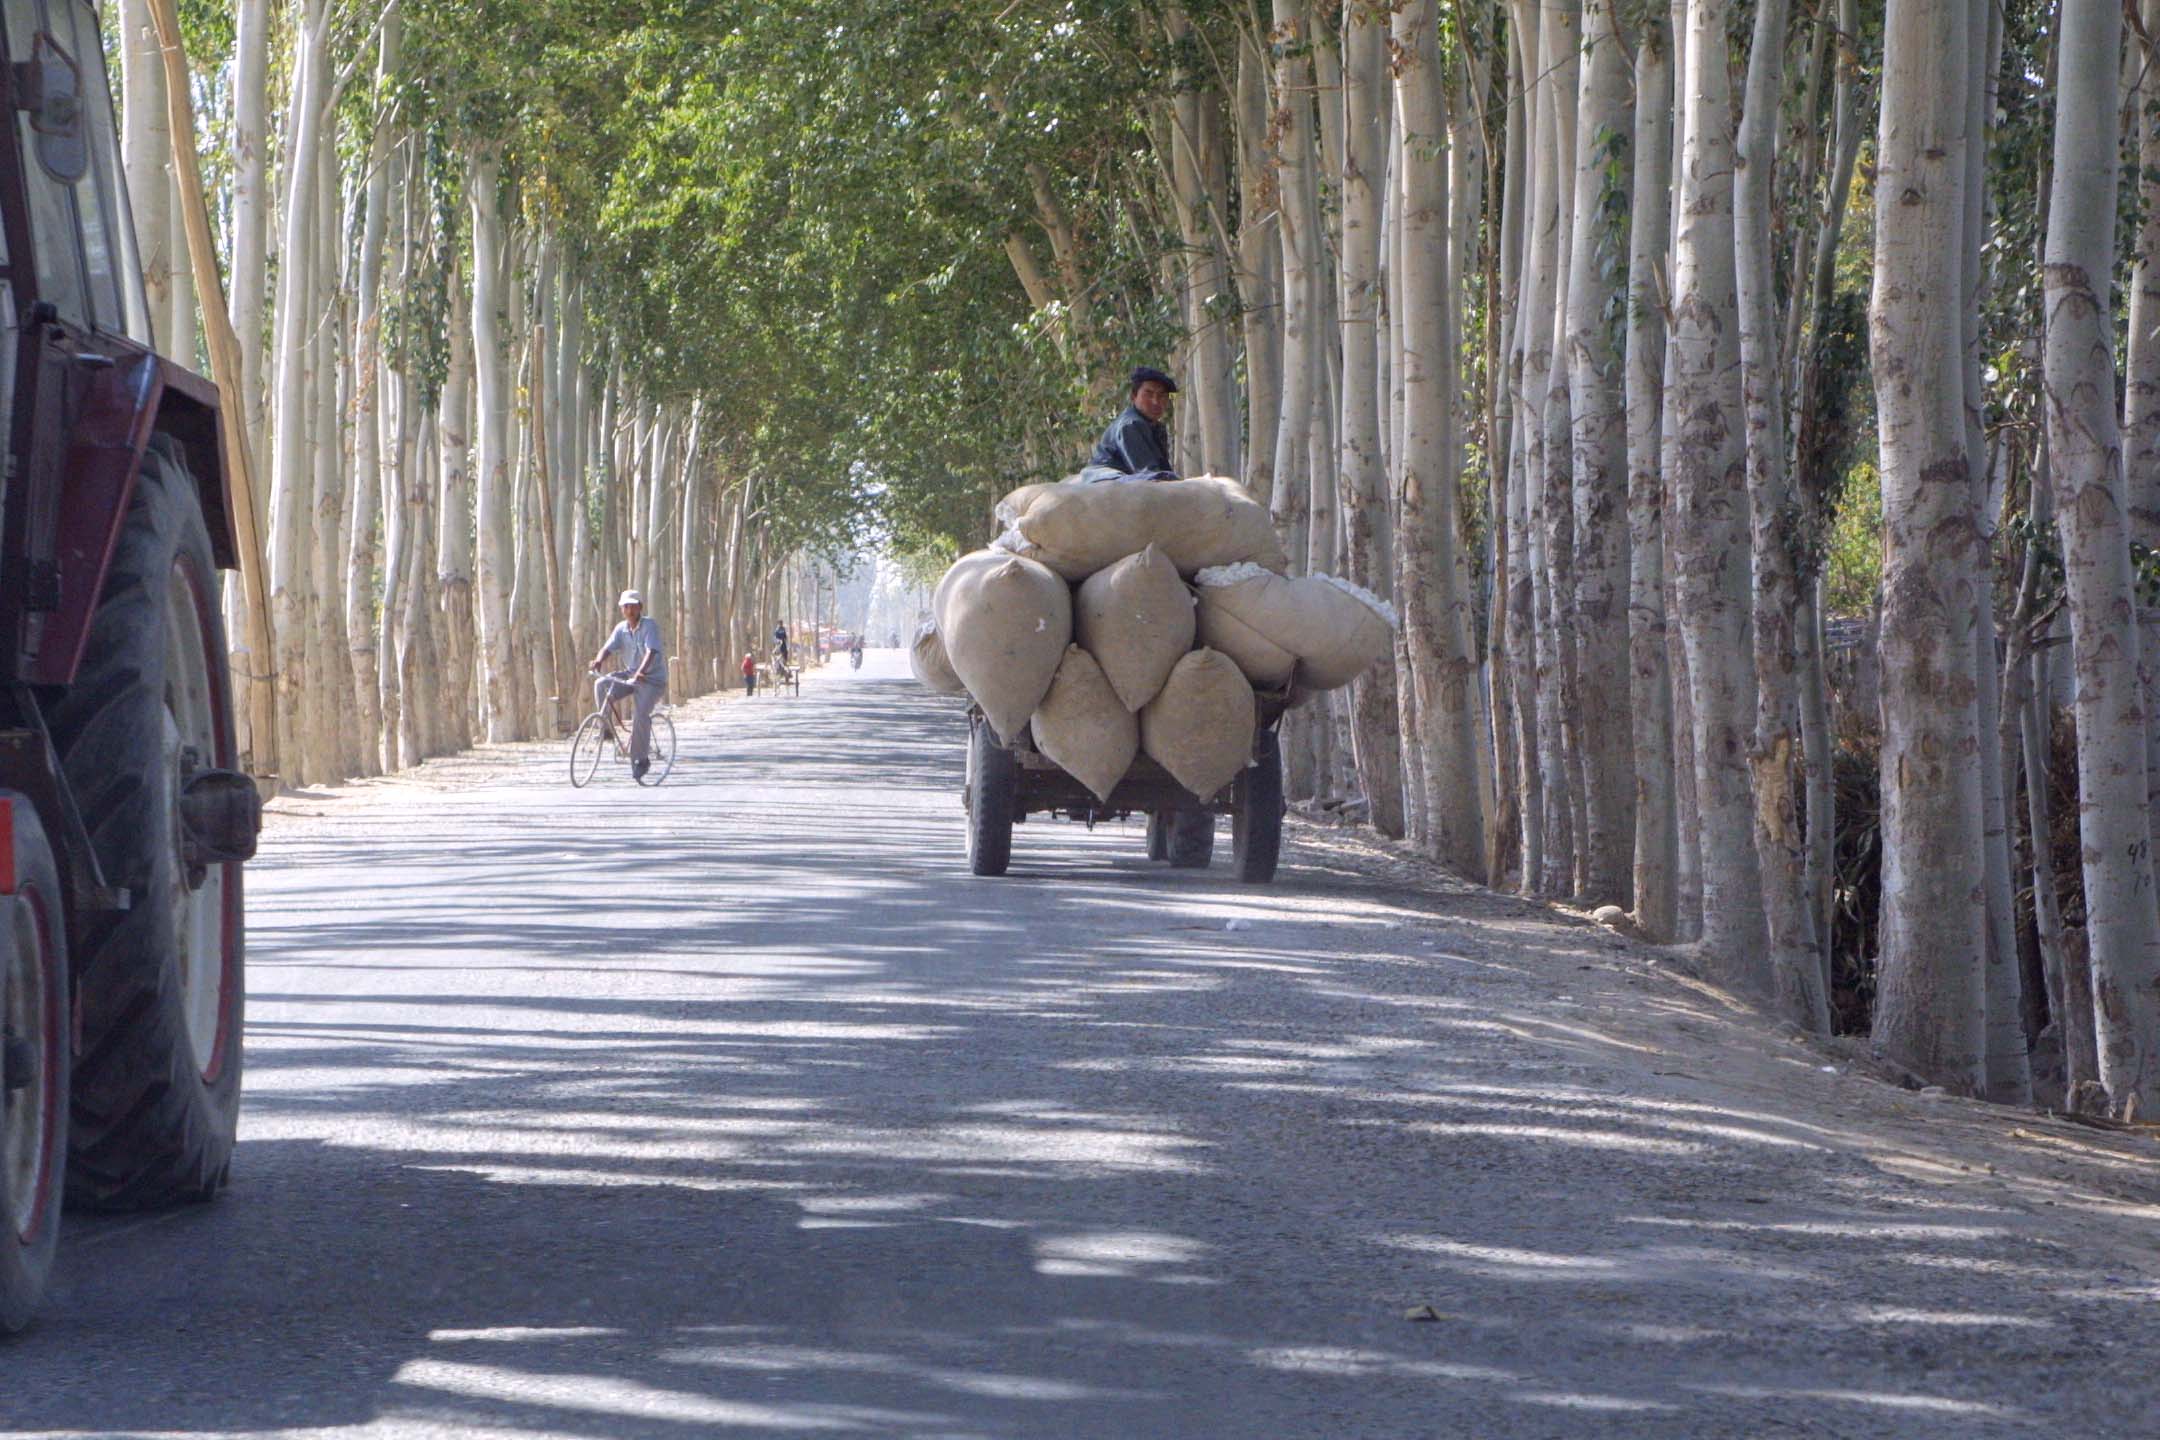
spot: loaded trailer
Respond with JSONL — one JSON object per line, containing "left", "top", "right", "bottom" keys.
{"left": 961, "top": 693, "right": 1287, "bottom": 884}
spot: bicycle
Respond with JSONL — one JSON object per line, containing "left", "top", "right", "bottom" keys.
{"left": 569, "top": 683, "right": 677, "bottom": 787}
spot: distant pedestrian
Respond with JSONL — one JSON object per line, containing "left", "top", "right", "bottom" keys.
{"left": 741, "top": 652, "right": 757, "bottom": 697}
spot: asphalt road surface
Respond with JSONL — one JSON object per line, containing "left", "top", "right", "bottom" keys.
{"left": 9, "top": 651, "right": 2160, "bottom": 1438}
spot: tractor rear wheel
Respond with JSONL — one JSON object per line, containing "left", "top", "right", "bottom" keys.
{"left": 0, "top": 799, "right": 67, "bottom": 1333}
{"left": 46, "top": 439, "right": 244, "bottom": 1210}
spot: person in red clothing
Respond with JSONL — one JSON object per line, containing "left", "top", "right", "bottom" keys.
{"left": 741, "top": 652, "right": 757, "bottom": 697}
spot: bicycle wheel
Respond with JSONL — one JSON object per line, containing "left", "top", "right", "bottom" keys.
{"left": 636, "top": 713, "right": 677, "bottom": 786}
{"left": 569, "top": 712, "right": 608, "bottom": 787}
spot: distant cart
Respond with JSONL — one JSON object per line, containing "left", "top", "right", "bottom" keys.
{"left": 962, "top": 693, "right": 1287, "bottom": 884}
{"left": 759, "top": 659, "right": 801, "bottom": 697}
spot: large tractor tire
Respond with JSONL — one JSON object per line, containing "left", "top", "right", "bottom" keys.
{"left": 0, "top": 799, "right": 68, "bottom": 1333}
{"left": 45, "top": 439, "right": 243, "bottom": 1211}
{"left": 966, "top": 718, "right": 1016, "bottom": 877}
{"left": 1233, "top": 729, "right": 1285, "bottom": 884}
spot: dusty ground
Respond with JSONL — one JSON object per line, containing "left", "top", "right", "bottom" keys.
{"left": 7, "top": 650, "right": 2158, "bottom": 1438}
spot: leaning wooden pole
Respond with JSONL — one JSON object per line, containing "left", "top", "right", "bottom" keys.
{"left": 144, "top": 0, "right": 280, "bottom": 784}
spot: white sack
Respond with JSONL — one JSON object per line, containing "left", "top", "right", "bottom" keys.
{"left": 908, "top": 620, "right": 967, "bottom": 695}
{"left": 933, "top": 549, "right": 1071, "bottom": 743}
{"left": 1074, "top": 544, "right": 1197, "bottom": 711}
{"left": 1140, "top": 647, "right": 1256, "bottom": 800}
{"left": 1030, "top": 646, "right": 1137, "bottom": 803}
{"left": 1193, "top": 565, "right": 1396, "bottom": 691}
{"left": 994, "top": 475, "right": 1289, "bottom": 581}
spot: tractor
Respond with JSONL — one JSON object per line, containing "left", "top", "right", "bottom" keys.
{"left": 0, "top": 0, "right": 260, "bottom": 1331}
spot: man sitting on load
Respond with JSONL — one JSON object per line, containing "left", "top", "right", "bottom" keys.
{"left": 1081, "top": 365, "right": 1180, "bottom": 483}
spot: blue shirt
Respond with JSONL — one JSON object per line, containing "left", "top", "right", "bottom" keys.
{"left": 604, "top": 617, "right": 667, "bottom": 681}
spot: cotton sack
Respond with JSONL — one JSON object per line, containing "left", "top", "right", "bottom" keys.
{"left": 908, "top": 619, "right": 967, "bottom": 695}
{"left": 994, "top": 475, "right": 1289, "bottom": 580}
{"left": 1193, "top": 566, "right": 1396, "bottom": 691}
{"left": 932, "top": 549, "right": 1071, "bottom": 744}
{"left": 1139, "top": 647, "right": 1256, "bottom": 801}
{"left": 1074, "top": 544, "right": 1197, "bottom": 711}
{"left": 1030, "top": 646, "right": 1137, "bottom": 803}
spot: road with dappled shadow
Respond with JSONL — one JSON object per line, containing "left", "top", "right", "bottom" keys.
{"left": 9, "top": 650, "right": 2160, "bottom": 1437}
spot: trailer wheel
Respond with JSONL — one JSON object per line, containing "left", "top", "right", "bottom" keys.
{"left": 1144, "top": 811, "right": 1170, "bottom": 861}
{"left": 45, "top": 439, "right": 243, "bottom": 1210}
{"left": 0, "top": 799, "right": 67, "bottom": 1333}
{"left": 1166, "top": 809, "right": 1215, "bottom": 869}
{"left": 966, "top": 719, "right": 1015, "bottom": 877}
{"left": 1233, "top": 730, "right": 1285, "bottom": 883}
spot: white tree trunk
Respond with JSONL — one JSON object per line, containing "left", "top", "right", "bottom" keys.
{"left": 1870, "top": 0, "right": 1987, "bottom": 1091}
{"left": 1669, "top": 0, "right": 1765, "bottom": 969}
{"left": 1737, "top": 0, "right": 1830, "bottom": 1029}
{"left": 2046, "top": 0, "right": 2160, "bottom": 1115}
{"left": 1392, "top": 0, "right": 1486, "bottom": 877}
{"left": 470, "top": 149, "right": 520, "bottom": 742}
{"left": 1338, "top": 0, "right": 1405, "bottom": 836}
{"left": 1626, "top": 10, "right": 1677, "bottom": 939}
{"left": 1567, "top": 0, "right": 1633, "bottom": 906}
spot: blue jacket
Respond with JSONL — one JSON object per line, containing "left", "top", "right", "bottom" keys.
{"left": 1087, "top": 405, "right": 1176, "bottom": 480}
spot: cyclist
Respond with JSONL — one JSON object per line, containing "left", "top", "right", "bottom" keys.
{"left": 849, "top": 634, "right": 864, "bottom": 669}
{"left": 588, "top": 589, "right": 668, "bottom": 779}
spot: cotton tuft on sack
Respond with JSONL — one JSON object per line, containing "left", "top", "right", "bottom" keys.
{"left": 993, "top": 475, "right": 1289, "bottom": 580}
{"left": 1074, "top": 544, "right": 1197, "bottom": 711}
{"left": 908, "top": 619, "right": 967, "bottom": 695}
{"left": 1139, "top": 647, "right": 1256, "bottom": 800}
{"left": 932, "top": 549, "right": 1071, "bottom": 743}
{"left": 1030, "top": 646, "right": 1137, "bottom": 803}
{"left": 1193, "top": 566, "right": 1396, "bottom": 691}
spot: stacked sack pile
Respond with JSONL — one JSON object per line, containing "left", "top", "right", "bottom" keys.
{"left": 911, "top": 475, "right": 1397, "bottom": 806}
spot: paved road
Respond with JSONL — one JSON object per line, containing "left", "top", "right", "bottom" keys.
{"left": 8, "top": 651, "right": 2160, "bottom": 1437}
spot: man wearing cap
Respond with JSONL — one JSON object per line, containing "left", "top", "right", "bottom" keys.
{"left": 1084, "top": 365, "right": 1180, "bottom": 482}
{"left": 588, "top": 589, "right": 669, "bottom": 778}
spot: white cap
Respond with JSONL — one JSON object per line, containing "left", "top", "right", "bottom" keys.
{"left": 618, "top": 589, "right": 643, "bottom": 607}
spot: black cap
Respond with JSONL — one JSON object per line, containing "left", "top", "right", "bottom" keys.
{"left": 1129, "top": 365, "right": 1179, "bottom": 394}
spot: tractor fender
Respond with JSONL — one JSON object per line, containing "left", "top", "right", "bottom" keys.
{"left": 28, "top": 356, "right": 232, "bottom": 689}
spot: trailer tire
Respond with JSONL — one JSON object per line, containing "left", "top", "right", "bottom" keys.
{"left": 1233, "top": 729, "right": 1284, "bottom": 884}
{"left": 966, "top": 719, "right": 1015, "bottom": 877}
{"left": 0, "top": 800, "right": 67, "bottom": 1333}
{"left": 45, "top": 439, "right": 243, "bottom": 1211}
{"left": 1166, "top": 809, "right": 1215, "bottom": 869}
{"left": 1144, "top": 811, "right": 1170, "bottom": 861}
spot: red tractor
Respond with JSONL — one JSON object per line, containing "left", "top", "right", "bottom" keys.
{"left": 0, "top": 0, "right": 259, "bottom": 1331}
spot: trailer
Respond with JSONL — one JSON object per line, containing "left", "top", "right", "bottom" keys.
{"left": 961, "top": 694, "right": 1287, "bottom": 884}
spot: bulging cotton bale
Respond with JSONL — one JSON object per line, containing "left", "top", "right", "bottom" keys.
{"left": 1193, "top": 562, "right": 1297, "bottom": 688}
{"left": 1193, "top": 566, "right": 1397, "bottom": 692}
{"left": 1074, "top": 544, "right": 1197, "bottom": 711}
{"left": 993, "top": 475, "right": 1289, "bottom": 580}
{"left": 933, "top": 548, "right": 1071, "bottom": 744}
{"left": 908, "top": 620, "right": 966, "bottom": 695}
{"left": 1030, "top": 646, "right": 1137, "bottom": 803}
{"left": 1140, "top": 647, "right": 1256, "bottom": 801}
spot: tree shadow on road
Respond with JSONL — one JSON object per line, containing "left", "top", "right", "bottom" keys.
{"left": 15, "top": 672, "right": 2160, "bottom": 1437}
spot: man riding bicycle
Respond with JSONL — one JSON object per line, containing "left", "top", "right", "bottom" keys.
{"left": 589, "top": 589, "right": 668, "bottom": 779}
